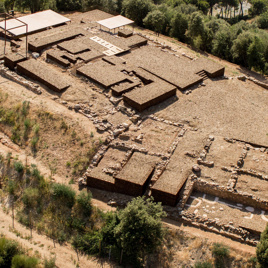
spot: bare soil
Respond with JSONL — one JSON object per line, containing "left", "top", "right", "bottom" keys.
{"left": 1, "top": 9, "right": 267, "bottom": 267}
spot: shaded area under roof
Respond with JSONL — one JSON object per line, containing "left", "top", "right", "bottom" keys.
{"left": 0, "top": 10, "right": 70, "bottom": 36}
{"left": 97, "top": 15, "right": 134, "bottom": 30}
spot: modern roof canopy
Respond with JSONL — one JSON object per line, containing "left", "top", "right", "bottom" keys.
{"left": 97, "top": 15, "right": 134, "bottom": 30}
{"left": 0, "top": 10, "right": 70, "bottom": 37}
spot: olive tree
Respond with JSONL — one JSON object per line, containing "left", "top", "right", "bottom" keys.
{"left": 257, "top": 224, "right": 268, "bottom": 267}
{"left": 122, "top": 0, "right": 153, "bottom": 26}
{"left": 114, "top": 196, "right": 166, "bottom": 265}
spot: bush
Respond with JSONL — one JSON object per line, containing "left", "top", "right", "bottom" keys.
{"left": 212, "top": 243, "right": 230, "bottom": 258}
{"left": 14, "top": 161, "right": 24, "bottom": 173}
{"left": 31, "top": 136, "right": 39, "bottom": 151}
{"left": 11, "top": 254, "right": 38, "bottom": 268}
{"left": 258, "top": 12, "right": 268, "bottom": 28}
{"left": 21, "top": 101, "right": 30, "bottom": 117}
{"left": 44, "top": 256, "right": 56, "bottom": 268}
{"left": 33, "top": 124, "right": 39, "bottom": 135}
{"left": 114, "top": 196, "right": 166, "bottom": 265}
{"left": 56, "top": 0, "right": 82, "bottom": 11}
{"left": 122, "top": 0, "right": 153, "bottom": 26}
{"left": 257, "top": 224, "right": 268, "bottom": 267}
{"left": 0, "top": 237, "right": 20, "bottom": 267}
{"left": 195, "top": 261, "right": 213, "bottom": 268}
{"left": 0, "top": 1, "right": 5, "bottom": 12}
{"left": 212, "top": 243, "right": 230, "bottom": 268}
{"left": 72, "top": 232, "right": 101, "bottom": 255}
{"left": 76, "top": 191, "right": 92, "bottom": 217}
{"left": 52, "top": 183, "right": 76, "bottom": 208}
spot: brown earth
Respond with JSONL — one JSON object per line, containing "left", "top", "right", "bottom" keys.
{"left": 0, "top": 9, "right": 267, "bottom": 267}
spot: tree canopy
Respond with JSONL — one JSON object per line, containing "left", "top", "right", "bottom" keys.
{"left": 122, "top": 0, "right": 153, "bottom": 26}
{"left": 257, "top": 224, "right": 268, "bottom": 267}
{"left": 114, "top": 197, "right": 166, "bottom": 264}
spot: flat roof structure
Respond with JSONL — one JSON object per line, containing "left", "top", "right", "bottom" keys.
{"left": 17, "top": 59, "right": 70, "bottom": 92}
{"left": 0, "top": 10, "right": 70, "bottom": 36}
{"left": 97, "top": 15, "right": 134, "bottom": 30}
{"left": 115, "top": 152, "right": 158, "bottom": 196}
{"left": 123, "top": 80, "right": 177, "bottom": 112}
{"left": 76, "top": 60, "right": 131, "bottom": 89}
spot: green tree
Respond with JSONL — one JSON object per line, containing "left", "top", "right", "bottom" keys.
{"left": 114, "top": 197, "right": 166, "bottom": 265}
{"left": 207, "top": 0, "right": 218, "bottom": 15}
{"left": 212, "top": 242, "right": 230, "bottom": 268}
{"left": 50, "top": 183, "right": 76, "bottom": 242}
{"left": 22, "top": 187, "right": 39, "bottom": 237}
{"left": 102, "top": 0, "right": 118, "bottom": 13}
{"left": 157, "top": 3, "right": 175, "bottom": 34}
{"left": 187, "top": 11, "right": 205, "bottom": 39}
{"left": 170, "top": 10, "right": 189, "bottom": 42}
{"left": 16, "top": 0, "right": 48, "bottom": 13}
{"left": 249, "top": 0, "right": 268, "bottom": 16}
{"left": 231, "top": 31, "right": 254, "bottom": 66}
{"left": 11, "top": 254, "right": 38, "bottom": 268}
{"left": 51, "top": 183, "right": 75, "bottom": 209}
{"left": 143, "top": 9, "right": 166, "bottom": 34}
{"left": 56, "top": 0, "right": 82, "bottom": 12}
{"left": 122, "top": 0, "right": 153, "bottom": 26}
{"left": 100, "top": 212, "right": 120, "bottom": 249}
{"left": 212, "top": 24, "right": 233, "bottom": 60}
{"left": 0, "top": 237, "right": 20, "bottom": 268}
{"left": 247, "top": 36, "right": 265, "bottom": 71}
{"left": 71, "top": 191, "right": 93, "bottom": 232}
{"left": 0, "top": 0, "right": 5, "bottom": 12}
{"left": 257, "top": 223, "right": 268, "bottom": 267}
{"left": 7, "top": 180, "right": 18, "bottom": 229}
{"left": 197, "top": 0, "right": 210, "bottom": 14}
{"left": 258, "top": 11, "right": 268, "bottom": 28}
{"left": 176, "top": 3, "right": 198, "bottom": 14}
{"left": 4, "top": 0, "right": 15, "bottom": 12}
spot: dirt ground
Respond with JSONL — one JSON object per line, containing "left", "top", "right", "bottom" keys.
{"left": 0, "top": 9, "right": 268, "bottom": 267}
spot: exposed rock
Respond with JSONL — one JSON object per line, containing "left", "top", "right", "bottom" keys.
{"left": 197, "top": 158, "right": 214, "bottom": 167}
{"left": 107, "top": 200, "right": 118, "bottom": 207}
{"left": 237, "top": 75, "right": 247, "bottom": 81}
{"left": 74, "top": 104, "right": 81, "bottom": 110}
{"left": 192, "top": 165, "right": 201, "bottom": 173}
{"left": 32, "top": 52, "right": 40, "bottom": 59}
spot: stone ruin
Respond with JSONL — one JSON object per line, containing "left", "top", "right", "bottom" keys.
{"left": 1, "top": 9, "right": 268, "bottom": 246}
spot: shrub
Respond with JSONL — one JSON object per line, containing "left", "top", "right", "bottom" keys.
{"left": 21, "top": 101, "right": 30, "bottom": 117}
{"left": 24, "top": 119, "right": 31, "bottom": 130}
{"left": 195, "top": 261, "right": 213, "bottom": 268}
{"left": 0, "top": 1, "right": 5, "bottom": 13}
{"left": 76, "top": 191, "right": 92, "bottom": 217}
{"left": 44, "top": 256, "right": 56, "bottom": 268}
{"left": 258, "top": 12, "right": 268, "bottom": 29}
{"left": 11, "top": 254, "right": 38, "bottom": 268}
{"left": 52, "top": 183, "right": 76, "bottom": 208}
{"left": 14, "top": 161, "right": 24, "bottom": 173}
{"left": 33, "top": 124, "right": 40, "bottom": 135}
{"left": 0, "top": 237, "right": 20, "bottom": 267}
{"left": 31, "top": 136, "right": 39, "bottom": 151}
{"left": 72, "top": 232, "right": 101, "bottom": 255}
{"left": 212, "top": 243, "right": 230, "bottom": 268}
{"left": 56, "top": 0, "right": 82, "bottom": 11}
{"left": 212, "top": 243, "right": 230, "bottom": 258}
{"left": 257, "top": 224, "right": 268, "bottom": 267}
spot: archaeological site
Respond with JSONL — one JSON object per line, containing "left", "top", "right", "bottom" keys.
{"left": 1, "top": 8, "right": 268, "bottom": 250}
